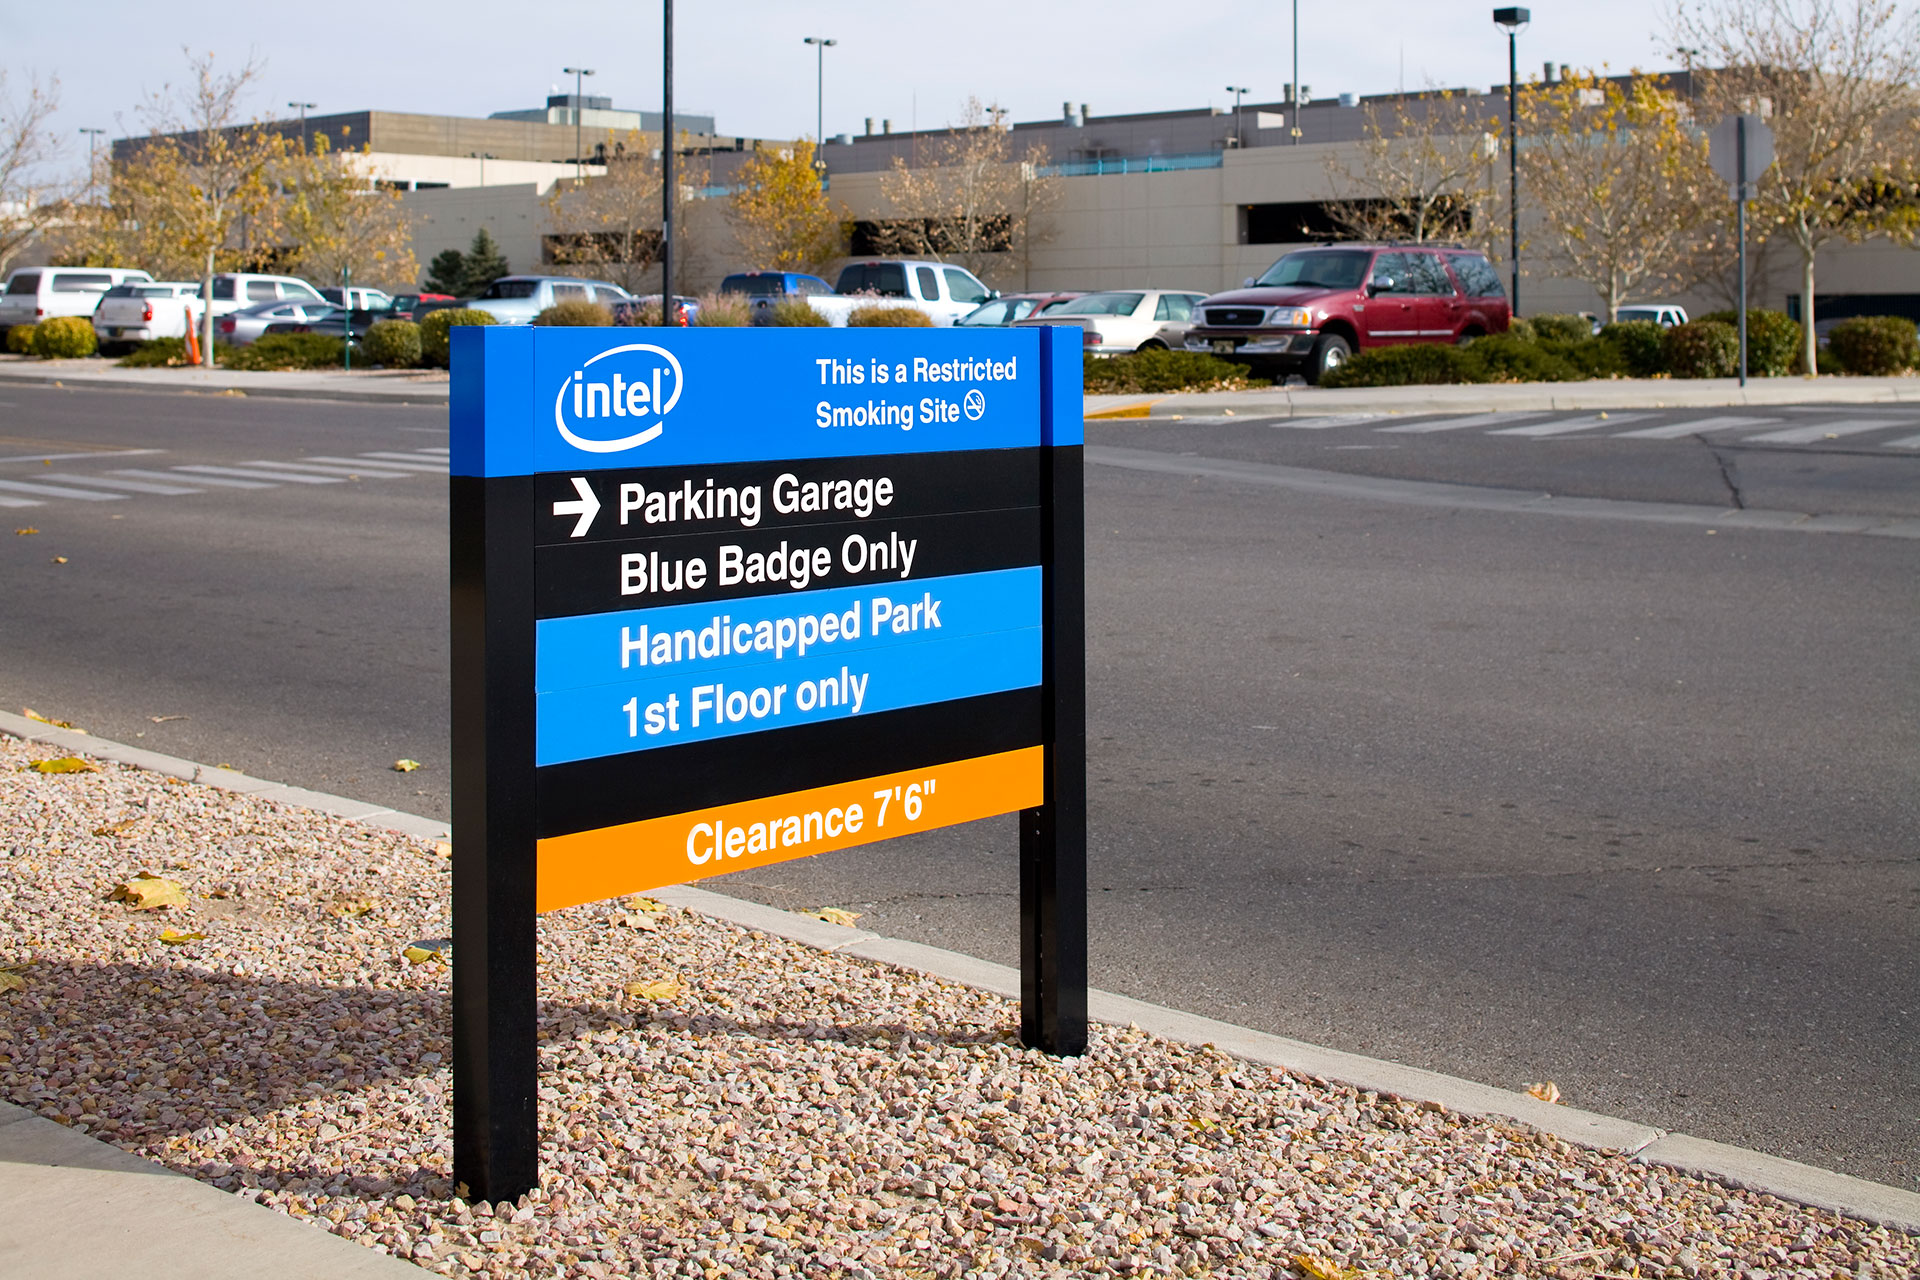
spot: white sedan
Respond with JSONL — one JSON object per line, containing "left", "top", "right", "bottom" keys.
{"left": 1014, "top": 289, "right": 1209, "bottom": 355}
{"left": 214, "top": 299, "right": 338, "bottom": 347}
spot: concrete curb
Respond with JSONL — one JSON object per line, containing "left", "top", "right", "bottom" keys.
{"left": 0, "top": 1100, "right": 427, "bottom": 1278}
{"left": 3, "top": 712, "right": 1915, "bottom": 1235}
{"left": 0, "top": 362, "right": 450, "bottom": 406}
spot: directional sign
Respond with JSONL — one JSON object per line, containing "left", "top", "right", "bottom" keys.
{"left": 1710, "top": 114, "right": 1775, "bottom": 195}
{"left": 449, "top": 324, "right": 1086, "bottom": 1199}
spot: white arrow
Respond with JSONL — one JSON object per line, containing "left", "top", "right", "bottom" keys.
{"left": 553, "top": 476, "right": 601, "bottom": 538}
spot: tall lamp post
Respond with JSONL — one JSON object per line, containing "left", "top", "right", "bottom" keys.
{"left": 1291, "top": 0, "right": 1301, "bottom": 143}
{"left": 803, "top": 36, "right": 837, "bottom": 169}
{"left": 78, "top": 128, "right": 104, "bottom": 202}
{"left": 287, "top": 102, "right": 316, "bottom": 152}
{"left": 1493, "top": 7, "right": 1529, "bottom": 315}
{"left": 562, "top": 67, "right": 595, "bottom": 179}
{"left": 661, "top": 6, "right": 676, "bottom": 325}
{"left": 1225, "top": 86, "right": 1249, "bottom": 148}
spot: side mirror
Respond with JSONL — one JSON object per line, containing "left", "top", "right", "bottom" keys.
{"left": 1367, "top": 278, "right": 1394, "bottom": 297}
{"left": 1243, "top": 276, "right": 1257, "bottom": 288}
{"left": 989, "top": 290, "right": 1001, "bottom": 300}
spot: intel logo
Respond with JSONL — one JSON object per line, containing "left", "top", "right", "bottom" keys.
{"left": 553, "top": 343, "right": 685, "bottom": 453}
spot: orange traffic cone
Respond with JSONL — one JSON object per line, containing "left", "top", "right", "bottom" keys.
{"left": 184, "top": 316, "right": 202, "bottom": 366}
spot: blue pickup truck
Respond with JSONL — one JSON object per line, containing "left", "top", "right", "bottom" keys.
{"left": 718, "top": 271, "right": 835, "bottom": 325}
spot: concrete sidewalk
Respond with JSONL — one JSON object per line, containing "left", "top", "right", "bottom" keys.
{"left": 9, "top": 353, "right": 1918, "bottom": 416}
{"left": 3, "top": 709, "right": 1917, "bottom": 1258}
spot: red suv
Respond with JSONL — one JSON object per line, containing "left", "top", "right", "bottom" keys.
{"left": 1184, "top": 244, "right": 1511, "bottom": 383}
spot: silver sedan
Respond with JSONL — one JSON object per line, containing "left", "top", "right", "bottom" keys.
{"left": 213, "top": 299, "right": 338, "bottom": 347}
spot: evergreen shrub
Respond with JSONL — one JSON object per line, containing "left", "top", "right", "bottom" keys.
{"left": 846, "top": 305, "right": 932, "bottom": 327}
{"left": 770, "top": 298, "right": 829, "bottom": 326}
{"left": 361, "top": 320, "right": 422, "bottom": 368}
{"left": 222, "top": 333, "right": 344, "bottom": 370}
{"left": 1697, "top": 309, "right": 1803, "bottom": 377}
{"left": 1661, "top": 321, "right": 1739, "bottom": 379}
{"left": 5, "top": 323, "right": 37, "bottom": 354}
{"left": 1825, "top": 315, "right": 1919, "bottom": 375}
{"left": 1082, "top": 350, "right": 1267, "bottom": 393}
{"left": 1598, "top": 320, "right": 1667, "bottom": 377}
{"left": 31, "top": 316, "right": 97, "bottom": 359}
{"left": 1320, "top": 343, "right": 1475, "bottom": 388}
{"left": 420, "top": 308, "right": 498, "bottom": 367}
{"left": 1530, "top": 313, "right": 1594, "bottom": 343}
{"left": 532, "top": 299, "right": 614, "bottom": 326}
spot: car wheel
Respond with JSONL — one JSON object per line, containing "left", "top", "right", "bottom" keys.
{"left": 1137, "top": 339, "right": 1168, "bottom": 352}
{"left": 1305, "top": 334, "right": 1352, "bottom": 384}
{"left": 1455, "top": 328, "right": 1484, "bottom": 346}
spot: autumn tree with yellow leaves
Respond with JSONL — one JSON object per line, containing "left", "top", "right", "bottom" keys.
{"left": 728, "top": 139, "right": 840, "bottom": 273}
{"left": 275, "top": 132, "right": 418, "bottom": 291}
{"left": 1516, "top": 70, "right": 1719, "bottom": 322}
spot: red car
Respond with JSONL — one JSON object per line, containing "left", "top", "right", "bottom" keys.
{"left": 1184, "top": 244, "right": 1511, "bottom": 383}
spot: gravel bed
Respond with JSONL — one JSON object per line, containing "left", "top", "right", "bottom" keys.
{"left": 0, "top": 733, "right": 1913, "bottom": 1279}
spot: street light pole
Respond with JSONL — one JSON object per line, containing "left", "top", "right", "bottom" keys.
{"left": 562, "top": 67, "right": 595, "bottom": 180}
{"left": 78, "top": 128, "right": 104, "bottom": 202}
{"left": 661, "top": 4, "right": 676, "bottom": 325}
{"left": 803, "top": 37, "right": 837, "bottom": 170}
{"left": 1494, "top": 8, "right": 1530, "bottom": 315}
{"left": 1225, "top": 86, "right": 1249, "bottom": 148}
{"left": 287, "top": 102, "right": 316, "bottom": 152}
{"left": 1291, "top": 0, "right": 1301, "bottom": 144}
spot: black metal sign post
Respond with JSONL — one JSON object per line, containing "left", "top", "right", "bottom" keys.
{"left": 450, "top": 325, "right": 1086, "bottom": 1201}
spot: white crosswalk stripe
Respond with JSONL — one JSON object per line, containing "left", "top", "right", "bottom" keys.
{"left": 245, "top": 459, "right": 417, "bottom": 480}
{"left": 1488, "top": 413, "right": 1654, "bottom": 437}
{"left": 0, "top": 477, "right": 128, "bottom": 501}
{"left": 1882, "top": 433, "right": 1920, "bottom": 449}
{"left": 174, "top": 464, "right": 341, "bottom": 485}
{"left": 307, "top": 454, "right": 447, "bottom": 473}
{"left": 1270, "top": 414, "right": 1387, "bottom": 430}
{"left": 1612, "top": 416, "right": 1780, "bottom": 439}
{"left": 114, "top": 468, "right": 274, "bottom": 490}
{"left": 1742, "top": 420, "right": 1900, "bottom": 444}
{"left": 1376, "top": 412, "right": 1552, "bottom": 434}
{"left": 0, "top": 494, "right": 40, "bottom": 508}
{"left": 416, "top": 447, "right": 450, "bottom": 455}
{"left": 355, "top": 452, "right": 452, "bottom": 469}
{"left": 43, "top": 474, "right": 203, "bottom": 495}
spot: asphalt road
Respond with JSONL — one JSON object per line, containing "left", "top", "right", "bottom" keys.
{"left": 1, "top": 383, "right": 1913, "bottom": 1189}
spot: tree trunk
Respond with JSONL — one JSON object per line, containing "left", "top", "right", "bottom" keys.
{"left": 201, "top": 248, "right": 216, "bottom": 368}
{"left": 1799, "top": 249, "right": 1818, "bottom": 378}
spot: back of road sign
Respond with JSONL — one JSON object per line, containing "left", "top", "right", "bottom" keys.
{"left": 1710, "top": 114, "right": 1775, "bottom": 195}
{"left": 449, "top": 323, "right": 1088, "bottom": 1199}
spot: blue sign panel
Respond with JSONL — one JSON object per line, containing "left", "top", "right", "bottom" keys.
{"left": 452, "top": 327, "right": 1077, "bottom": 479}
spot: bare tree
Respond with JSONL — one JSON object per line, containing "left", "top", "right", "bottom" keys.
{"left": 1517, "top": 71, "right": 1719, "bottom": 321}
{"left": 543, "top": 135, "right": 712, "bottom": 293}
{"left": 1324, "top": 90, "right": 1503, "bottom": 249}
{"left": 1673, "top": 0, "right": 1920, "bottom": 370}
{"left": 872, "top": 99, "right": 1057, "bottom": 285}
{"left": 0, "top": 71, "right": 67, "bottom": 276}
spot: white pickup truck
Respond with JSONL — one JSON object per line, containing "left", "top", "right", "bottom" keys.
{"left": 805, "top": 259, "right": 996, "bottom": 327}
{"left": 91, "top": 281, "right": 202, "bottom": 351}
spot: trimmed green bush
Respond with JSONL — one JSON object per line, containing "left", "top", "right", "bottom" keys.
{"left": 222, "top": 333, "right": 344, "bottom": 371}
{"left": 420, "top": 308, "right": 498, "bottom": 368}
{"left": 1599, "top": 320, "right": 1666, "bottom": 378}
{"left": 1530, "top": 313, "right": 1593, "bottom": 343}
{"left": 1321, "top": 343, "right": 1475, "bottom": 388}
{"left": 1825, "top": 315, "right": 1919, "bottom": 376}
{"left": 1539, "top": 336, "right": 1627, "bottom": 379}
{"left": 847, "top": 305, "right": 932, "bottom": 327}
{"left": 533, "top": 299, "right": 614, "bottom": 327}
{"left": 770, "top": 298, "right": 829, "bottom": 327}
{"left": 5, "top": 323, "right": 37, "bottom": 354}
{"left": 1460, "top": 334, "right": 1583, "bottom": 382}
{"left": 361, "top": 319, "right": 422, "bottom": 369}
{"left": 119, "top": 338, "right": 192, "bottom": 367}
{"left": 1504, "top": 317, "right": 1537, "bottom": 343}
{"left": 1661, "top": 321, "right": 1739, "bottom": 379}
{"left": 1697, "top": 309, "right": 1803, "bottom": 377}
{"left": 691, "top": 292, "right": 752, "bottom": 327}
{"left": 31, "top": 316, "right": 98, "bottom": 359}
{"left": 1082, "top": 350, "right": 1268, "bottom": 393}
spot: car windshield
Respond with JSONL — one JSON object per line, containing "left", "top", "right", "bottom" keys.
{"left": 5, "top": 273, "right": 38, "bottom": 295}
{"left": 481, "top": 280, "right": 540, "bottom": 299}
{"left": 1615, "top": 308, "right": 1658, "bottom": 323}
{"left": 1254, "top": 250, "right": 1371, "bottom": 290}
{"left": 1053, "top": 292, "right": 1144, "bottom": 317}
{"left": 721, "top": 275, "right": 786, "bottom": 296}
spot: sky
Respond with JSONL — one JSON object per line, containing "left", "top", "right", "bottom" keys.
{"left": 8, "top": 1, "right": 1680, "bottom": 174}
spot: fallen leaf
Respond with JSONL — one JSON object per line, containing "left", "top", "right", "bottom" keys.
{"left": 392, "top": 758, "right": 422, "bottom": 772}
{"left": 22, "top": 707, "right": 77, "bottom": 729}
{"left": 1294, "top": 1254, "right": 1360, "bottom": 1280}
{"left": 13, "top": 528, "right": 37, "bottom": 536}
{"left": 158, "top": 927, "right": 207, "bottom": 945}
{"left": 1525, "top": 1080, "right": 1563, "bottom": 1104}
{"left": 624, "top": 975, "right": 686, "bottom": 1001}
{"left": 50, "top": 556, "right": 67, "bottom": 564}
{"left": 29, "top": 757, "right": 99, "bottom": 774}
{"left": 613, "top": 912, "right": 661, "bottom": 931}
{"left": 147, "top": 714, "right": 187, "bottom": 724}
{"left": 92, "top": 816, "right": 151, "bottom": 838}
{"left": 0, "top": 972, "right": 24, "bottom": 994}
{"left": 403, "top": 938, "right": 451, "bottom": 965}
{"left": 432, "top": 840, "right": 452, "bottom": 858}
{"left": 628, "top": 894, "right": 666, "bottom": 912}
{"left": 110, "top": 873, "right": 187, "bottom": 910}
{"left": 327, "top": 893, "right": 378, "bottom": 918}
{"left": 809, "top": 907, "right": 862, "bottom": 927}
